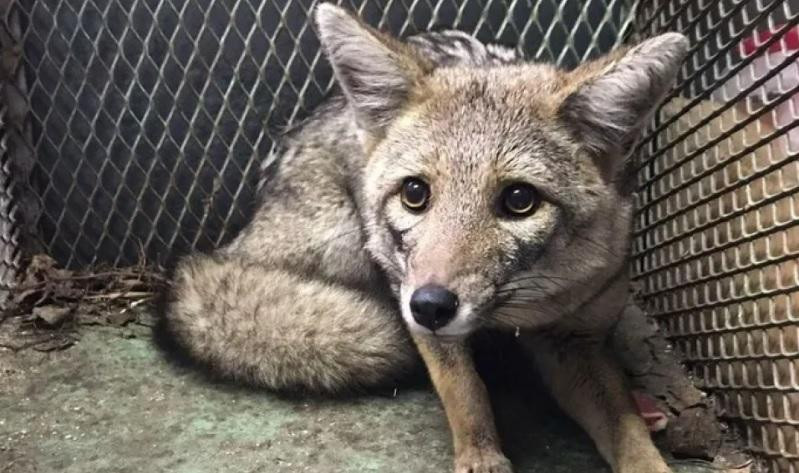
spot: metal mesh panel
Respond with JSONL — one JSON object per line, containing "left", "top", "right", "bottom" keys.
{"left": 633, "top": 1, "right": 799, "bottom": 472}
{"left": 12, "top": 0, "right": 634, "bottom": 268}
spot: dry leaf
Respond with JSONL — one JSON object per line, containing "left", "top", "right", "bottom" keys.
{"left": 31, "top": 305, "right": 73, "bottom": 326}
{"left": 106, "top": 310, "right": 136, "bottom": 327}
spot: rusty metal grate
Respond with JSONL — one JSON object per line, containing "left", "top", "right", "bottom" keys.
{"left": 6, "top": 0, "right": 634, "bottom": 269}
{"left": 633, "top": 1, "right": 799, "bottom": 472}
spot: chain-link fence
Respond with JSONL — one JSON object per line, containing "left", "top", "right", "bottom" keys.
{"left": 4, "top": 0, "right": 799, "bottom": 471}
{"left": 633, "top": 1, "right": 799, "bottom": 472}
{"left": 0, "top": 2, "right": 27, "bottom": 310}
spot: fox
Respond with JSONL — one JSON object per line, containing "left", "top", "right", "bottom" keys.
{"left": 160, "top": 3, "right": 690, "bottom": 473}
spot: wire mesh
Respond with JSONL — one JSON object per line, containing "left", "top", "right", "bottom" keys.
{"left": 0, "top": 2, "right": 26, "bottom": 310}
{"left": 11, "top": 0, "right": 634, "bottom": 269}
{"left": 633, "top": 1, "right": 799, "bottom": 472}
{"left": 0, "top": 106, "right": 19, "bottom": 310}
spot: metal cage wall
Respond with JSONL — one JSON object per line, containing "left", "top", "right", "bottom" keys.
{"left": 633, "top": 1, "right": 799, "bottom": 472}
{"left": 2, "top": 0, "right": 799, "bottom": 472}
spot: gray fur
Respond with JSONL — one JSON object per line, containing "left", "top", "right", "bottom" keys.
{"left": 406, "top": 30, "right": 523, "bottom": 66}
{"left": 163, "top": 8, "right": 533, "bottom": 393}
{"left": 162, "top": 3, "right": 688, "bottom": 470}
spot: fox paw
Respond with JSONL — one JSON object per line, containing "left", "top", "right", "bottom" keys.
{"left": 454, "top": 448, "right": 513, "bottom": 473}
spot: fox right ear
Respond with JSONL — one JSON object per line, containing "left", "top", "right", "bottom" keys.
{"left": 558, "top": 33, "right": 689, "bottom": 176}
{"left": 315, "top": 3, "right": 430, "bottom": 142}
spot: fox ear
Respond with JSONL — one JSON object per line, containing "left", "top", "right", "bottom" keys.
{"left": 315, "top": 3, "right": 430, "bottom": 141}
{"left": 559, "top": 33, "right": 689, "bottom": 172}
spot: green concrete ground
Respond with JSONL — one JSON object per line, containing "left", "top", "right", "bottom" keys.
{"left": 1, "top": 316, "right": 714, "bottom": 473}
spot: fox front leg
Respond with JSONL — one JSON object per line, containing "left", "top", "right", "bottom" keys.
{"left": 413, "top": 335, "right": 513, "bottom": 473}
{"left": 522, "top": 335, "right": 672, "bottom": 473}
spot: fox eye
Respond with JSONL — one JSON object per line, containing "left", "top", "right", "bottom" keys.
{"left": 500, "top": 183, "right": 539, "bottom": 217}
{"left": 400, "top": 177, "right": 430, "bottom": 212}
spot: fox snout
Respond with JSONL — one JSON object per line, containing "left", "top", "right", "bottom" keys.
{"left": 400, "top": 264, "right": 489, "bottom": 338}
{"left": 397, "top": 232, "right": 498, "bottom": 337}
{"left": 409, "top": 284, "right": 460, "bottom": 331}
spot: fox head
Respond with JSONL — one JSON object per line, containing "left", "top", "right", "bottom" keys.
{"left": 315, "top": 4, "right": 688, "bottom": 338}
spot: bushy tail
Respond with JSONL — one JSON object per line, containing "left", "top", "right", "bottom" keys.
{"left": 160, "top": 253, "right": 418, "bottom": 393}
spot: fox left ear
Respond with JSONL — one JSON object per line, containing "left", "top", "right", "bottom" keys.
{"left": 559, "top": 33, "right": 689, "bottom": 172}
{"left": 315, "top": 3, "right": 431, "bottom": 143}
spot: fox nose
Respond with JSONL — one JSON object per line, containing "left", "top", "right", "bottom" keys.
{"left": 410, "top": 284, "right": 459, "bottom": 331}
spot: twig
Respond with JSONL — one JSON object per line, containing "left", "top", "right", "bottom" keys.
{"left": 82, "top": 291, "right": 154, "bottom": 300}
{"left": 0, "top": 337, "right": 68, "bottom": 353}
{"left": 15, "top": 270, "right": 167, "bottom": 292}
{"left": 668, "top": 458, "right": 753, "bottom": 470}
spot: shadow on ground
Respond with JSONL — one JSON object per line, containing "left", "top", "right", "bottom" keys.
{"left": 1, "top": 314, "right": 713, "bottom": 473}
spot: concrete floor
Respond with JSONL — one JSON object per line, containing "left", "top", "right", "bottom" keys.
{"left": 0, "top": 315, "right": 714, "bottom": 473}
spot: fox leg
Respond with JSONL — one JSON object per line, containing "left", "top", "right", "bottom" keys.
{"left": 413, "top": 335, "right": 513, "bottom": 473}
{"left": 521, "top": 335, "right": 671, "bottom": 473}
